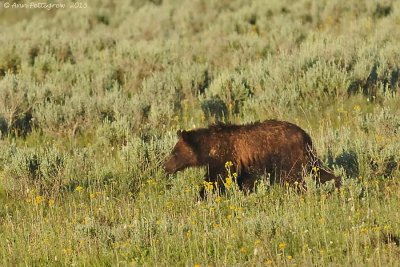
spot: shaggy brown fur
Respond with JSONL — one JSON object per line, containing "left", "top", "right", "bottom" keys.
{"left": 164, "top": 120, "right": 341, "bottom": 196}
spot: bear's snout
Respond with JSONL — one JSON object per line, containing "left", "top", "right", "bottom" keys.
{"left": 163, "top": 156, "right": 176, "bottom": 174}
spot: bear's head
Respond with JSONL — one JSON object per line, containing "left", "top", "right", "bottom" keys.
{"left": 164, "top": 130, "right": 200, "bottom": 174}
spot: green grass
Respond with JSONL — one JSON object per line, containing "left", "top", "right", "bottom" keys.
{"left": 1, "top": 0, "right": 400, "bottom": 265}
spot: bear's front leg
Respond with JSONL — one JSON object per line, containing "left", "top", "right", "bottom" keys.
{"left": 198, "top": 167, "right": 226, "bottom": 200}
{"left": 237, "top": 172, "right": 258, "bottom": 193}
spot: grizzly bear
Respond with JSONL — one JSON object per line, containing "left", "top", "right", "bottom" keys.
{"left": 164, "top": 120, "right": 341, "bottom": 197}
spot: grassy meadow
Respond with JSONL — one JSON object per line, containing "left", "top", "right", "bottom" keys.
{"left": 1, "top": 0, "right": 400, "bottom": 265}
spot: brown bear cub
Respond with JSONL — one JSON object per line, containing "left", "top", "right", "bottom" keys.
{"left": 164, "top": 120, "right": 341, "bottom": 197}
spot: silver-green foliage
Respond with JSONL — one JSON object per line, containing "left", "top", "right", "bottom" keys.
{"left": 0, "top": 0, "right": 400, "bottom": 265}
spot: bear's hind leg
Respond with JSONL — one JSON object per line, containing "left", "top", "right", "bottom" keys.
{"left": 317, "top": 168, "right": 342, "bottom": 188}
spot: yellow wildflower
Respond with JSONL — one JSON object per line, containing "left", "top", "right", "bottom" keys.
{"left": 265, "top": 259, "right": 273, "bottom": 265}
{"left": 383, "top": 224, "right": 391, "bottom": 230}
{"left": 372, "top": 226, "right": 381, "bottom": 232}
{"left": 312, "top": 166, "right": 320, "bottom": 172}
{"left": 48, "top": 199, "right": 55, "bottom": 206}
{"left": 63, "top": 247, "right": 73, "bottom": 255}
{"left": 225, "top": 161, "right": 233, "bottom": 169}
{"left": 75, "top": 186, "right": 83, "bottom": 193}
{"left": 278, "top": 242, "right": 286, "bottom": 250}
{"left": 224, "top": 177, "right": 233, "bottom": 188}
{"left": 203, "top": 181, "right": 214, "bottom": 191}
{"left": 34, "top": 195, "right": 44, "bottom": 205}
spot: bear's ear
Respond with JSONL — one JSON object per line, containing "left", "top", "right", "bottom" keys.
{"left": 177, "top": 129, "right": 188, "bottom": 136}
{"left": 179, "top": 130, "right": 190, "bottom": 140}
{"left": 177, "top": 130, "right": 189, "bottom": 138}
{"left": 178, "top": 130, "right": 193, "bottom": 144}
{"left": 178, "top": 130, "right": 198, "bottom": 151}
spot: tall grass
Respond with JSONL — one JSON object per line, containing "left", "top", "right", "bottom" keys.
{"left": 0, "top": 0, "right": 400, "bottom": 265}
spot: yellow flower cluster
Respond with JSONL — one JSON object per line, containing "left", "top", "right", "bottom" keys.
{"left": 203, "top": 181, "right": 214, "bottom": 192}
{"left": 224, "top": 176, "right": 233, "bottom": 188}
{"left": 90, "top": 191, "right": 101, "bottom": 199}
{"left": 30, "top": 195, "right": 55, "bottom": 206}
{"left": 225, "top": 161, "right": 233, "bottom": 169}
{"left": 224, "top": 161, "right": 238, "bottom": 189}
{"left": 34, "top": 195, "right": 44, "bottom": 205}
{"left": 353, "top": 105, "right": 361, "bottom": 112}
{"left": 278, "top": 242, "right": 286, "bottom": 250}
